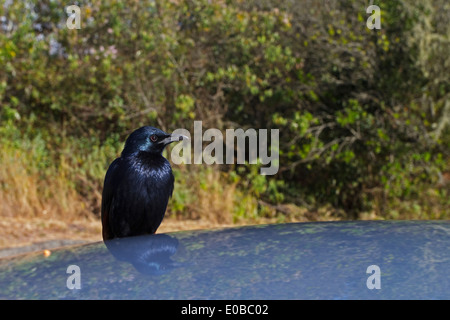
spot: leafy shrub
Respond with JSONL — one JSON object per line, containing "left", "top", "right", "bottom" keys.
{"left": 0, "top": 0, "right": 448, "bottom": 221}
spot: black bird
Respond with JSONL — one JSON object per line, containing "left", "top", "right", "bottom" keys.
{"left": 101, "top": 126, "right": 186, "bottom": 240}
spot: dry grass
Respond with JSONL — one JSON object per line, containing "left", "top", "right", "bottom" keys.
{"left": 187, "top": 169, "right": 237, "bottom": 224}
{"left": 0, "top": 216, "right": 102, "bottom": 249}
{"left": 0, "top": 140, "right": 93, "bottom": 219}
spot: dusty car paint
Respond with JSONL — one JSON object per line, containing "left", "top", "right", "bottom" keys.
{"left": 0, "top": 221, "right": 449, "bottom": 299}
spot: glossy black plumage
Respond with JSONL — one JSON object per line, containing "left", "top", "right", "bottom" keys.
{"left": 101, "top": 126, "right": 184, "bottom": 240}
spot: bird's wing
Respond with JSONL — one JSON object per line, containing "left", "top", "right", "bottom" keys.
{"left": 101, "top": 158, "right": 123, "bottom": 240}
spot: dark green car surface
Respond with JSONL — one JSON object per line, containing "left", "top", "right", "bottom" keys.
{"left": 0, "top": 221, "right": 449, "bottom": 299}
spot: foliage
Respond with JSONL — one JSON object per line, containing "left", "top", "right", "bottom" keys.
{"left": 0, "top": 0, "right": 448, "bottom": 221}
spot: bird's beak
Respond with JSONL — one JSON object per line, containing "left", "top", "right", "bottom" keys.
{"left": 170, "top": 133, "right": 189, "bottom": 142}
{"left": 159, "top": 134, "right": 189, "bottom": 145}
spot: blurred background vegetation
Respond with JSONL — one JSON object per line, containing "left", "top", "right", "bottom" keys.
{"left": 0, "top": 0, "right": 448, "bottom": 227}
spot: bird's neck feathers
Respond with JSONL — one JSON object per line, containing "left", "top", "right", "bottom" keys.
{"left": 125, "top": 151, "right": 172, "bottom": 178}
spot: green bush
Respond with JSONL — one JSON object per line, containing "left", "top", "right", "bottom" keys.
{"left": 0, "top": 0, "right": 448, "bottom": 220}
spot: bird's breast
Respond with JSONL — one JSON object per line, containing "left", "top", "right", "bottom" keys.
{"left": 130, "top": 153, "right": 172, "bottom": 177}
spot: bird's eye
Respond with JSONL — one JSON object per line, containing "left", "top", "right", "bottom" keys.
{"left": 150, "top": 134, "right": 158, "bottom": 142}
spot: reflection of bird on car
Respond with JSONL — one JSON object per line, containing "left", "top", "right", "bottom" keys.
{"left": 104, "top": 234, "right": 179, "bottom": 275}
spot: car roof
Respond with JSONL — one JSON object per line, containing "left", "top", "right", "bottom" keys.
{"left": 0, "top": 220, "right": 449, "bottom": 299}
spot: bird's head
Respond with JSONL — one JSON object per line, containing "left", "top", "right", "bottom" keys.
{"left": 121, "top": 126, "right": 187, "bottom": 156}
